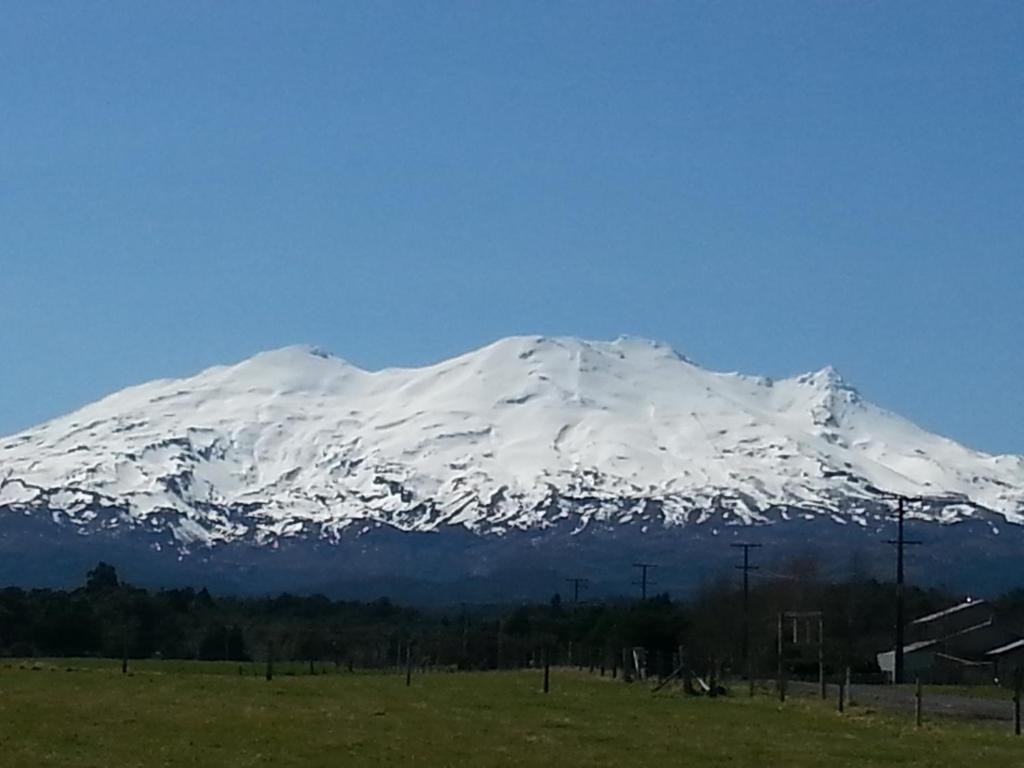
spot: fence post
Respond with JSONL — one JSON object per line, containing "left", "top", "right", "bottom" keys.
{"left": 266, "top": 642, "right": 274, "bottom": 682}
{"left": 818, "top": 615, "right": 825, "bottom": 700}
{"left": 915, "top": 677, "right": 922, "bottom": 727}
{"left": 845, "top": 666, "right": 853, "bottom": 707}
{"left": 777, "top": 613, "right": 786, "bottom": 703}
{"left": 496, "top": 619, "right": 504, "bottom": 671}
{"left": 405, "top": 643, "right": 413, "bottom": 687}
{"left": 748, "top": 652, "right": 755, "bottom": 698}
{"left": 1014, "top": 669, "right": 1021, "bottom": 736}
{"left": 838, "top": 679, "right": 845, "bottom": 713}
{"left": 543, "top": 647, "right": 550, "bottom": 694}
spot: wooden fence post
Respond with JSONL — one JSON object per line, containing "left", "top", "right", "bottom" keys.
{"left": 543, "top": 647, "right": 550, "bottom": 694}
{"left": 777, "top": 613, "right": 785, "bottom": 703}
{"left": 266, "top": 642, "right": 274, "bottom": 682}
{"left": 818, "top": 615, "right": 825, "bottom": 700}
{"left": 915, "top": 677, "right": 922, "bottom": 727}
{"left": 1014, "top": 669, "right": 1021, "bottom": 736}
{"left": 748, "top": 652, "right": 755, "bottom": 698}
{"left": 406, "top": 642, "right": 413, "bottom": 687}
{"left": 496, "top": 619, "right": 504, "bottom": 671}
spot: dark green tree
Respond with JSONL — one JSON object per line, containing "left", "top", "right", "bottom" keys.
{"left": 85, "top": 562, "right": 120, "bottom": 592}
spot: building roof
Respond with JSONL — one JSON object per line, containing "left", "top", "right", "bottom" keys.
{"left": 933, "top": 652, "right": 992, "bottom": 667}
{"left": 947, "top": 619, "right": 996, "bottom": 640}
{"left": 986, "top": 639, "right": 1024, "bottom": 657}
{"left": 876, "top": 640, "right": 938, "bottom": 674}
{"left": 894, "top": 639, "right": 939, "bottom": 655}
{"left": 911, "top": 599, "right": 989, "bottom": 625}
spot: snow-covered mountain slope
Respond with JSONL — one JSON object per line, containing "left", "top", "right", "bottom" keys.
{"left": 2, "top": 336, "right": 1023, "bottom": 547}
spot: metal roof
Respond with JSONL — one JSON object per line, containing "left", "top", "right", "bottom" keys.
{"left": 902, "top": 639, "right": 939, "bottom": 654}
{"left": 911, "top": 599, "right": 989, "bottom": 625}
{"left": 986, "top": 638, "right": 1024, "bottom": 657}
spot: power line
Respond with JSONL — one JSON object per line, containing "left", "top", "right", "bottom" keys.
{"left": 632, "top": 563, "right": 657, "bottom": 600}
{"left": 731, "top": 542, "right": 761, "bottom": 683}
{"left": 886, "top": 495, "right": 922, "bottom": 685}
{"left": 564, "top": 577, "right": 588, "bottom": 604}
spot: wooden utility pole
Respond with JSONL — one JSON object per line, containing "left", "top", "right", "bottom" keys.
{"left": 632, "top": 563, "right": 657, "bottom": 600}
{"left": 565, "top": 577, "right": 588, "bottom": 604}
{"left": 887, "top": 496, "right": 921, "bottom": 685}
{"left": 731, "top": 542, "right": 761, "bottom": 694}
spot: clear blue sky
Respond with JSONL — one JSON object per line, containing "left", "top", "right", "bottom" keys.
{"left": 2, "top": 2, "right": 1021, "bottom": 454}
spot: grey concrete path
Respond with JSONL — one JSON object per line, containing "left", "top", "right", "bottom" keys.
{"left": 785, "top": 680, "right": 1016, "bottom": 724}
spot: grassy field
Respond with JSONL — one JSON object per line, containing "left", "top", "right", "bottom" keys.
{"left": 1, "top": 660, "right": 1023, "bottom": 767}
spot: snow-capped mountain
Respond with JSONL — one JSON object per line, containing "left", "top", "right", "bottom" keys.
{"left": 2, "top": 335, "right": 1023, "bottom": 557}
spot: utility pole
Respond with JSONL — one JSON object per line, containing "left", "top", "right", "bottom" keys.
{"left": 887, "top": 496, "right": 921, "bottom": 685}
{"left": 496, "top": 617, "right": 504, "bottom": 670}
{"left": 460, "top": 603, "right": 469, "bottom": 669}
{"left": 632, "top": 563, "right": 657, "bottom": 600}
{"left": 565, "top": 577, "right": 588, "bottom": 604}
{"left": 731, "top": 542, "right": 761, "bottom": 689}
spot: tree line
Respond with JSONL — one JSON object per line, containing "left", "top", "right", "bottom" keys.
{"left": 5, "top": 559, "right": 1023, "bottom": 680}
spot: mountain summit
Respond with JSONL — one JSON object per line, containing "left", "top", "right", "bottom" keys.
{"left": 2, "top": 335, "right": 1022, "bottom": 557}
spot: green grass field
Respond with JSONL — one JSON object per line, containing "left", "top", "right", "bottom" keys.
{"left": 1, "top": 660, "right": 1022, "bottom": 767}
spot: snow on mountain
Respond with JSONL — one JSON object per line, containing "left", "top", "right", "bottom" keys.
{"left": 2, "top": 336, "right": 1023, "bottom": 547}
